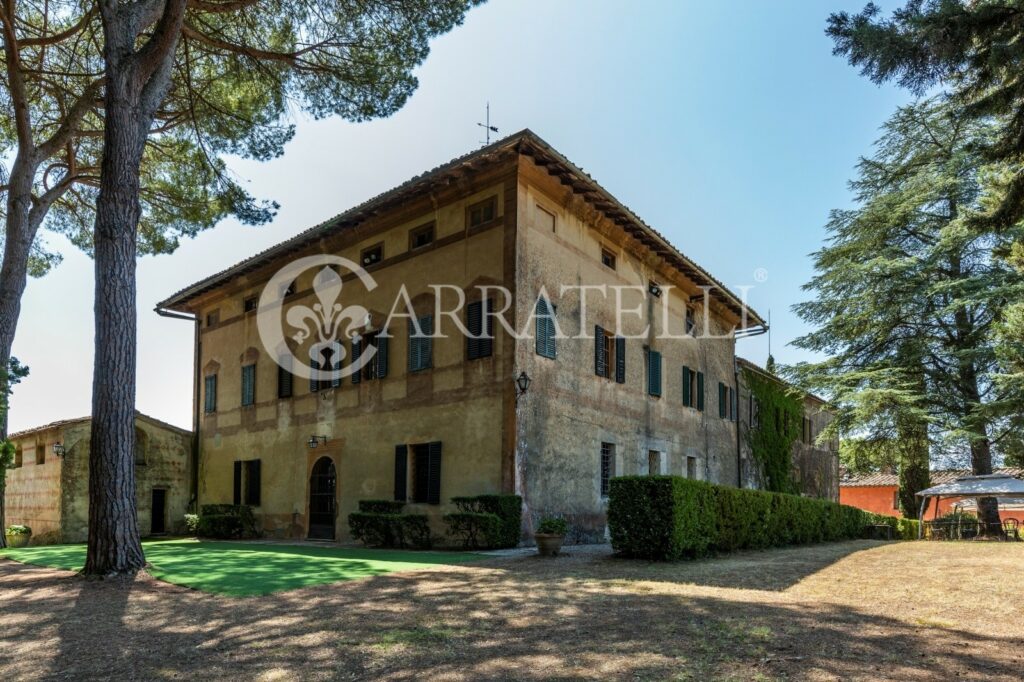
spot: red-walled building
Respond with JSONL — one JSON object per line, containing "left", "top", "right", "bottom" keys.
{"left": 840, "top": 468, "right": 1024, "bottom": 518}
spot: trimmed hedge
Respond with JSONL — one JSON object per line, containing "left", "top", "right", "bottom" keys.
{"left": 450, "top": 494, "right": 522, "bottom": 548}
{"left": 197, "top": 504, "right": 258, "bottom": 539}
{"left": 358, "top": 500, "right": 406, "bottom": 514}
{"left": 444, "top": 512, "right": 502, "bottom": 549}
{"left": 609, "top": 476, "right": 907, "bottom": 561}
{"left": 348, "top": 511, "right": 432, "bottom": 549}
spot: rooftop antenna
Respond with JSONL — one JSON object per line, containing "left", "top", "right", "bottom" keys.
{"left": 477, "top": 102, "right": 498, "bottom": 145}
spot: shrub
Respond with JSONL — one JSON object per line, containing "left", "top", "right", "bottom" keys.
{"left": 536, "top": 517, "right": 568, "bottom": 536}
{"left": 609, "top": 476, "right": 909, "bottom": 561}
{"left": 197, "top": 504, "right": 258, "bottom": 539}
{"left": 451, "top": 494, "right": 522, "bottom": 548}
{"left": 358, "top": 500, "right": 406, "bottom": 514}
{"left": 5, "top": 524, "right": 31, "bottom": 535}
{"left": 347, "top": 503, "right": 432, "bottom": 549}
{"left": 443, "top": 512, "right": 501, "bottom": 549}
{"left": 183, "top": 514, "right": 200, "bottom": 534}
{"left": 608, "top": 476, "right": 717, "bottom": 560}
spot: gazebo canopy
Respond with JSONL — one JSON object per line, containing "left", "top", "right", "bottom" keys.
{"left": 916, "top": 474, "right": 1024, "bottom": 499}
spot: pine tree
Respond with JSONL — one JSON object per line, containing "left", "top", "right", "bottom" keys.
{"left": 791, "top": 99, "right": 1024, "bottom": 531}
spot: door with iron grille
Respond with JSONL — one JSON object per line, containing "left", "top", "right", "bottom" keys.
{"left": 308, "top": 457, "right": 337, "bottom": 540}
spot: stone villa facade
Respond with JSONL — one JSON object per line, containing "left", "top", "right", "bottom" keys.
{"left": 5, "top": 413, "right": 192, "bottom": 543}
{"left": 157, "top": 130, "right": 837, "bottom": 541}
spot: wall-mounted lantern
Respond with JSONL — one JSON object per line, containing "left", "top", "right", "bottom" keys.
{"left": 52, "top": 443, "right": 66, "bottom": 457}
{"left": 307, "top": 435, "right": 328, "bottom": 449}
{"left": 648, "top": 281, "right": 662, "bottom": 298}
{"left": 514, "top": 371, "right": 532, "bottom": 401}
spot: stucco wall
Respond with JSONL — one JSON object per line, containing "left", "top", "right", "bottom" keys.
{"left": 5, "top": 431, "right": 63, "bottom": 541}
{"left": 839, "top": 485, "right": 900, "bottom": 517}
{"left": 194, "top": 167, "right": 518, "bottom": 540}
{"left": 512, "top": 160, "right": 743, "bottom": 540}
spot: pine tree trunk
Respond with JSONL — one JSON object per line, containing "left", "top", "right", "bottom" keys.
{"left": 83, "top": 62, "right": 147, "bottom": 576}
{"left": 82, "top": 0, "right": 187, "bottom": 577}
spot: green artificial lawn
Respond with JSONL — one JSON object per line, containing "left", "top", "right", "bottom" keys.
{"left": 0, "top": 539, "right": 482, "bottom": 597}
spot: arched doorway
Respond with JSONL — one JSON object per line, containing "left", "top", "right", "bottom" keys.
{"left": 308, "top": 457, "right": 337, "bottom": 540}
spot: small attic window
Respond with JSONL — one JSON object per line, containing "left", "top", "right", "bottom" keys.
{"left": 601, "top": 249, "right": 616, "bottom": 270}
{"left": 243, "top": 297, "right": 258, "bottom": 313}
{"left": 468, "top": 197, "right": 497, "bottom": 228}
{"left": 410, "top": 223, "right": 435, "bottom": 250}
{"left": 361, "top": 243, "right": 383, "bottom": 267}
{"left": 206, "top": 310, "right": 220, "bottom": 326}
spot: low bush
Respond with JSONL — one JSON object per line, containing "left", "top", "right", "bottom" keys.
{"left": 197, "top": 504, "right": 258, "bottom": 539}
{"left": 348, "top": 501, "right": 432, "bottom": 549}
{"left": 536, "top": 517, "right": 568, "bottom": 536}
{"left": 443, "top": 512, "right": 501, "bottom": 549}
{"left": 5, "top": 524, "right": 31, "bottom": 536}
{"left": 451, "top": 494, "right": 522, "bottom": 548}
{"left": 609, "top": 476, "right": 907, "bottom": 561}
{"left": 183, "top": 514, "right": 200, "bottom": 534}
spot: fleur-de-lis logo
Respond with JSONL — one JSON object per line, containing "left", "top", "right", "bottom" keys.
{"left": 257, "top": 256, "right": 378, "bottom": 381}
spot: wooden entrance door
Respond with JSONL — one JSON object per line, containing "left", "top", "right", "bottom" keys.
{"left": 308, "top": 457, "right": 337, "bottom": 540}
{"left": 151, "top": 489, "right": 166, "bottom": 535}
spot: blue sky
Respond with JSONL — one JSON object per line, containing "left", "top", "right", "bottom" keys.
{"left": 9, "top": 0, "right": 910, "bottom": 432}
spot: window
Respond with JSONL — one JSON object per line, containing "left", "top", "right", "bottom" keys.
{"left": 893, "top": 491, "right": 900, "bottom": 510}
{"left": 686, "top": 456, "right": 698, "bottom": 480}
{"left": 233, "top": 459, "right": 261, "bottom": 506}
{"left": 408, "top": 315, "right": 433, "bottom": 372}
{"left": 36, "top": 446, "right": 45, "bottom": 465}
{"left": 360, "top": 243, "right": 383, "bottom": 267}
{"left": 696, "top": 371, "right": 705, "bottom": 411}
{"left": 241, "top": 363, "right": 256, "bottom": 406}
{"left": 595, "top": 326, "right": 611, "bottom": 379}
{"left": 685, "top": 308, "right": 695, "bottom": 335}
{"left": 718, "top": 382, "right": 727, "bottom": 419}
{"left": 204, "top": 374, "right": 217, "bottom": 413}
{"left": 648, "top": 450, "right": 662, "bottom": 476}
{"left": 682, "top": 366, "right": 696, "bottom": 407}
{"left": 409, "top": 223, "right": 435, "bottom": 250}
{"left": 536, "top": 204, "right": 556, "bottom": 232}
{"left": 243, "top": 296, "right": 258, "bottom": 313}
{"left": 466, "top": 299, "right": 494, "bottom": 360}
{"left": 750, "top": 395, "right": 760, "bottom": 429}
{"left": 600, "top": 442, "right": 615, "bottom": 497}
{"left": 467, "top": 196, "right": 497, "bottom": 227}
{"left": 13, "top": 447, "right": 22, "bottom": 468}
{"left": 535, "top": 298, "right": 557, "bottom": 359}
{"left": 278, "top": 356, "right": 293, "bottom": 399}
{"left": 645, "top": 348, "right": 662, "bottom": 397}
{"left": 728, "top": 387, "right": 737, "bottom": 421}
{"left": 601, "top": 248, "right": 616, "bottom": 270}
{"left": 206, "top": 310, "right": 220, "bottom": 327}
{"left": 352, "top": 331, "right": 389, "bottom": 383}
{"left": 396, "top": 442, "right": 442, "bottom": 504}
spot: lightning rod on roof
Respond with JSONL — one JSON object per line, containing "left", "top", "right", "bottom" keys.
{"left": 477, "top": 101, "right": 498, "bottom": 146}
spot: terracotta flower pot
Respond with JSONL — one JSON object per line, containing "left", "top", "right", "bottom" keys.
{"left": 5, "top": 533, "right": 30, "bottom": 548}
{"left": 535, "top": 533, "right": 564, "bottom": 557}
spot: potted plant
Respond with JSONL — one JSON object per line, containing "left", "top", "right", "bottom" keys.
{"left": 534, "top": 517, "right": 568, "bottom": 557}
{"left": 4, "top": 524, "right": 32, "bottom": 548}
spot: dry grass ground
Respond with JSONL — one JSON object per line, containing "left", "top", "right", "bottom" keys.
{"left": 1, "top": 540, "right": 1021, "bottom": 681}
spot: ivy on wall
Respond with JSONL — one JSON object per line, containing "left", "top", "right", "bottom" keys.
{"left": 744, "top": 368, "right": 802, "bottom": 494}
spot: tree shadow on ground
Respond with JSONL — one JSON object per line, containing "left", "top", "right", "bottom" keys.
{"left": 2, "top": 541, "right": 1022, "bottom": 681}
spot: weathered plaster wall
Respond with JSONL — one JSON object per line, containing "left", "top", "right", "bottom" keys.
{"left": 6, "top": 429, "right": 63, "bottom": 541}
{"left": 194, "top": 166, "right": 518, "bottom": 540}
{"left": 59, "top": 417, "right": 192, "bottom": 542}
{"left": 513, "top": 160, "right": 743, "bottom": 539}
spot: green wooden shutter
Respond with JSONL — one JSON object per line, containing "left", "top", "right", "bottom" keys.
{"left": 536, "top": 299, "right": 556, "bottom": 359}
{"left": 697, "top": 372, "right": 705, "bottom": 411}
{"left": 376, "top": 334, "right": 389, "bottom": 379}
{"left": 241, "top": 364, "right": 256, "bottom": 406}
{"left": 351, "top": 338, "right": 362, "bottom": 384}
{"left": 204, "top": 375, "right": 217, "bottom": 413}
{"left": 278, "top": 357, "right": 293, "bottom": 398}
{"left": 232, "top": 461, "right": 242, "bottom": 505}
{"left": 466, "top": 300, "right": 492, "bottom": 359}
{"left": 594, "top": 325, "right": 606, "bottom": 377}
{"left": 682, "top": 366, "right": 692, "bottom": 406}
{"left": 647, "top": 349, "right": 662, "bottom": 397}
{"left": 394, "top": 445, "right": 408, "bottom": 501}
{"left": 427, "top": 441, "right": 442, "bottom": 505}
{"left": 615, "top": 336, "right": 626, "bottom": 383}
{"left": 246, "top": 459, "right": 261, "bottom": 506}
{"left": 718, "top": 382, "right": 727, "bottom": 418}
